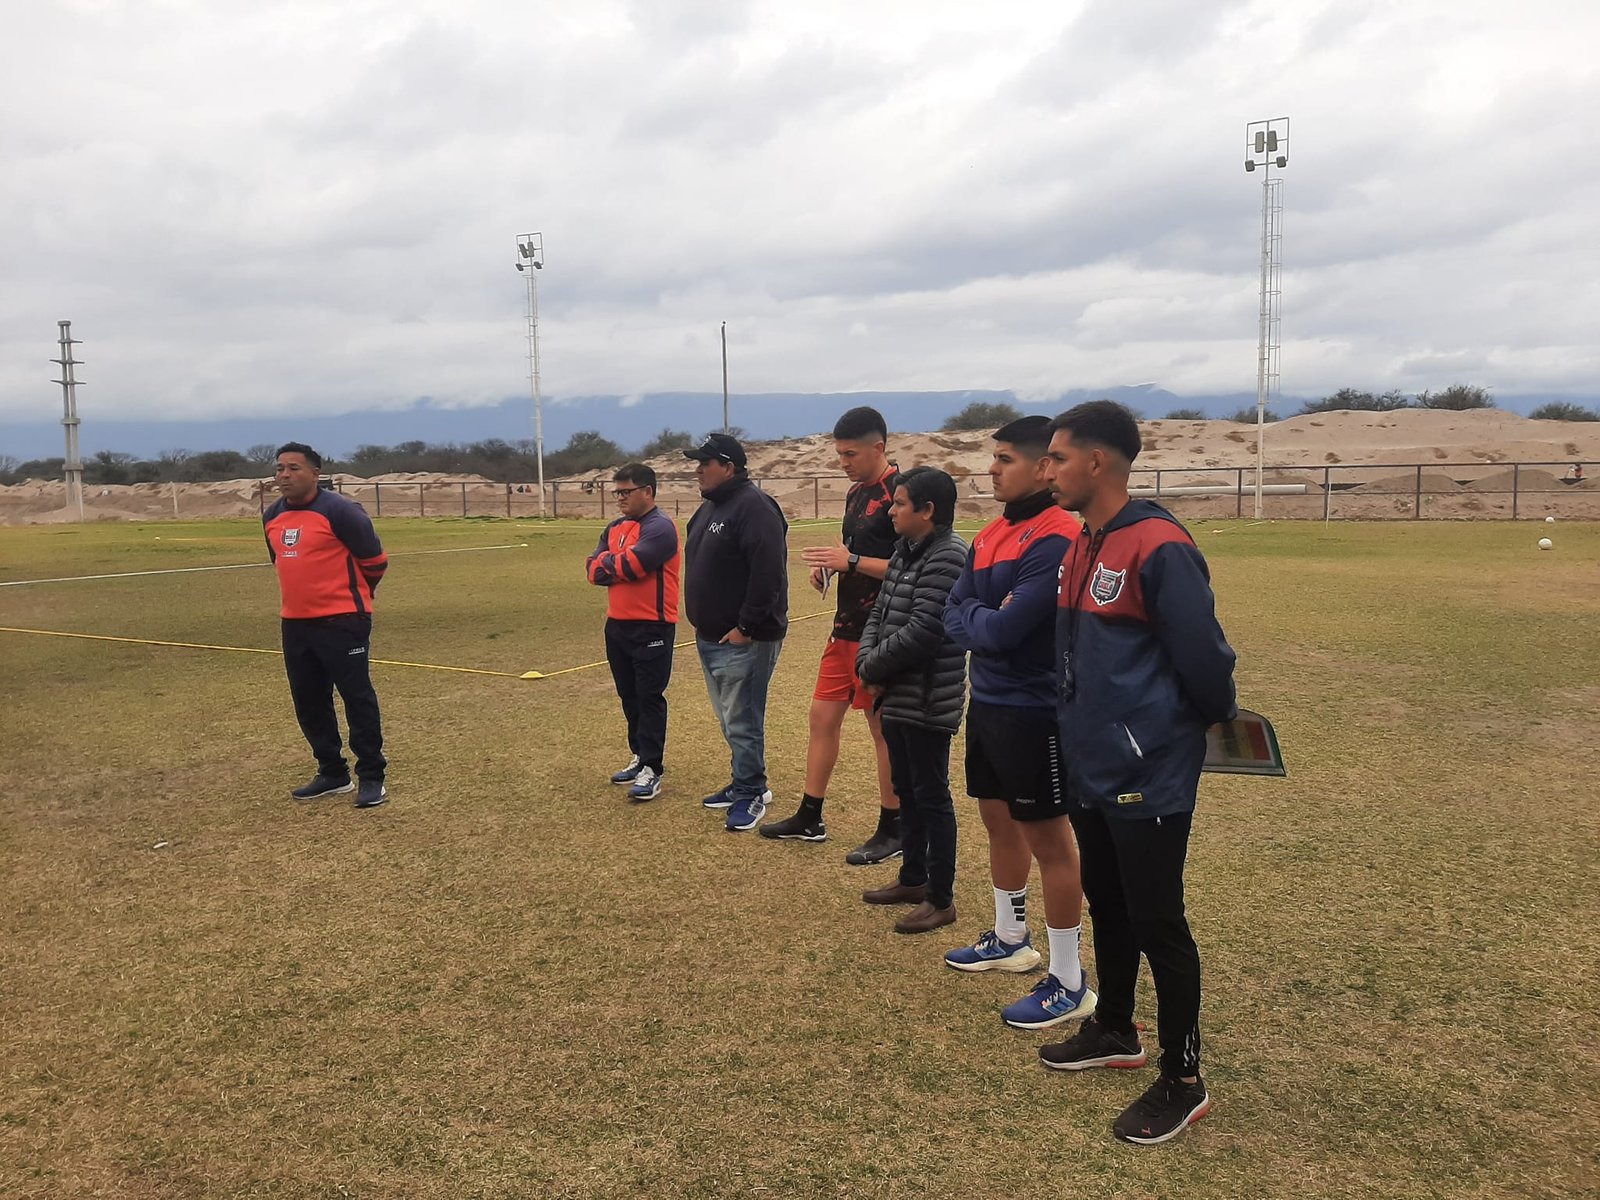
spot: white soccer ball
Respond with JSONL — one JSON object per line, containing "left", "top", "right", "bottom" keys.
{"left": 1546, "top": 516, "right": 1556, "bottom": 523}
{"left": 1538, "top": 537, "right": 1553, "bottom": 550}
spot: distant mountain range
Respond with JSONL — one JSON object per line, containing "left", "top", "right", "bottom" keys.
{"left": 3, "top": 385, "right": 1595, "bottom": 462}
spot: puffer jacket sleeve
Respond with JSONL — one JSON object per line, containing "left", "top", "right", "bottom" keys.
{"left": 857, "top": 539, "right": 962, "bottom": 686}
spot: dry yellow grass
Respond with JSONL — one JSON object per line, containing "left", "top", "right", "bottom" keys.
{"left": 2, "top": 516, "right": 1598, "bottom": 1198}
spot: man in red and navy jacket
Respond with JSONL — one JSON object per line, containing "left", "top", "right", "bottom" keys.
{"left": 263, "top": 442, "right": 390, "bottom": 808}
{"left": 587, "top": 462, "right": 682, "bottom": 802}
{"left": 1039, "top": 401, "right": 1236, "bottom": 1147}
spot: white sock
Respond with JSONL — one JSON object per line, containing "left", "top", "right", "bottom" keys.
{"left": 1047, "top": 925, "right": 1083, "bottom": 991}
{"left": 993, "top": 886, "right": 1028, "bottom": 944}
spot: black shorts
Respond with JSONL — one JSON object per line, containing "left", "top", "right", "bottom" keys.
{"left": 965, "top": 700, "right": 1070, "bottom": 823}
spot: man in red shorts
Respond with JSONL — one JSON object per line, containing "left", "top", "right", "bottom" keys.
{"left": 759, "top": 406, "right": 901, "bottom": 864}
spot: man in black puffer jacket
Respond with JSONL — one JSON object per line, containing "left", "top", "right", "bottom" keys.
{"left": 856, "top": 467, "right": 968, "bottom": 935}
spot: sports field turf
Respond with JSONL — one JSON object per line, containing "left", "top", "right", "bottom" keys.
{"left": 2, "top": 516, "right": 1597, "bottom": 1199}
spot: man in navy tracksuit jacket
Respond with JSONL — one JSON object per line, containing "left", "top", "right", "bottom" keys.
{"left": 1038, "top": 401, "right": 1237, "bottom": 1147}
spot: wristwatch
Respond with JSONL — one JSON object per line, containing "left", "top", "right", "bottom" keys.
{"left": 847, "top": 552, "right": 860, "bottom": 573}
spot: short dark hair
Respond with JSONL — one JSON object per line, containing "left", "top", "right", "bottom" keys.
{"left": 896, "top": 465, "right": 957, "bottom": 526}
{"left": 1049, "top": 401, "right": 1142, "bottom": 463}
{"left": 833, "top": 406, "right": 888, "bottom": 443}
{"left": 276, "top": 441, "right": 322, "bottom": 468}
{"left": 613, "top": 462, "right": 656, "bottom": 491}
{"left": 993, "top": 415, "right": 1053, "bottom": 456}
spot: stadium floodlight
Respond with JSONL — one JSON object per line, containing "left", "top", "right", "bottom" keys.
{"left": 50, "top": 320, "right": 85, "bottom": 521}
{"left": 514, "top": 233, "right": 546, "bottom": 517}
{"left": 1244, "top": 117, "right": 1288, "bottom": 519}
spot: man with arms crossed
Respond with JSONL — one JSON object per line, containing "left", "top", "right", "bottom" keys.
{"left": 1039, "top": 401, "right": 1236, "bottom": 1146}
{"left": 264, "top": 442, "right": 390, "bottom": 809}
{"left": 588, "top": 463, "right": 681, "bottom": 803}
{"left": 942, "top": 416, "right": 1094, "bottom": 1029}
{"left": 760, "top": 406, "right": 902, "bottom": 865}
{"left": 683, "top": 434, "right": 789, "bottom": 833}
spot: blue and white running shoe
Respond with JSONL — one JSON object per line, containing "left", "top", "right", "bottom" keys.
{"left": 725, "top": 790, "right": 772, "bottom": 832}
{"left": 944, "top": 930, "right": 1043, "bottom": 974}
{"left": 1001, "top": 973, "right": 1098, "bottom": 1030}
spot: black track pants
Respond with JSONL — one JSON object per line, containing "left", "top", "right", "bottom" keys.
{"left": 282, "top": 614, "right": 386, "bottom": 782}
{"left": 604, "top": 618, "right": 675, "bottom": 772}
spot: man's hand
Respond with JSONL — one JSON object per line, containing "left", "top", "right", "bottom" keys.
{"left": 720, "top": 628, "right": 753, "bottom": 645}
{"left": 801, "top": 541, "right": 850, "bottom": 573}
{"left": 809, "top": 565, "right": 826, "bottom": 593}
{"left": 863, "top": 683, "right": 885, "bottom": 698}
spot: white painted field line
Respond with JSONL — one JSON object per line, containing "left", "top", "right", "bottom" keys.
{"left": 0, "top": 542, "right": 530, "bottom": 588}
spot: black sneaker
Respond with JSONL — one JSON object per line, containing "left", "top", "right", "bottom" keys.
{"left": 291, "top": 774, "right": 353, "bottom": 801}
{"left": 354, "top": 780, "right": 388, "bottom": 809}
{"left": 1038, "top": 1016, "right": 1149, "bottom": 1071}
{"left": 845, "top": 828, "right": 903, "bottom": 866}
{"left": 759, "top": 804, "right": 827, "bottom": 841}
{"left": 1112, "top": 1074, "right": 1209, "bottom": 1145}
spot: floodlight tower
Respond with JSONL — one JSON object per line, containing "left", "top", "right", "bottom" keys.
{"left": 51, "top": 320, "right": 85, "bottom": 521}
{"left": 1244, "top": 117, "right": 1288, "bottom": 519}
{"left": 515, "top": 232, "right": 546, "bottom": 517}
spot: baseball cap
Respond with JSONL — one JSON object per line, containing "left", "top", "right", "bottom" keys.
{"left": 683, "top": 433, "right": 747, "bottom": 468}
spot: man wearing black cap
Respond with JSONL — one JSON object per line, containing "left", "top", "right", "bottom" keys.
{"left": 682, "top": 434, "right": 790, "bottom": 833}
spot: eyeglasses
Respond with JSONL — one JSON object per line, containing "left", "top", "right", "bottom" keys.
{"left": 612, "top": 486, "right": 646, "bottom": 499}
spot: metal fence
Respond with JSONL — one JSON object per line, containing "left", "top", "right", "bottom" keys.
{"left": 261, "top": 462, "right": 1595, "bottom": 522}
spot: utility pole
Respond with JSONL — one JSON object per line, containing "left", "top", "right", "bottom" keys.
{"left": 1244, "top": 117, "right": 1288, "bottom": 520}
{"left": 721, "top": 321, "right": 730, "bottom": 433}
{"left": 515, "top": 233, "right": 546, "bottom": 516}
{"left": 51, "top": 320, "right": 85, "bottom": 521}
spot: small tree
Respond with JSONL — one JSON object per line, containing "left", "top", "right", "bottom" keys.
{"left": 1528, "top": 402, "right": 1600, "bottom": 422}
{"left": 1163, "top": 408, "right": 1206, "bottom": 420}
{"left": 942, "top": 401, "right": 1022, "bottom": 432}
{"left": 639, "top": 428, "right": 694, "bottom": 458}
{"left": 1229, "top": 407, "right": 1280, "bottom": 423}
{"left": 1299, "top": 388, "right": 1411, "bottom": 414}
{"left": 550, "top": 430, "right": 625, "bottom": 474}
{"left": 1417, "top": 384, "right": 1494, "bottom": 411}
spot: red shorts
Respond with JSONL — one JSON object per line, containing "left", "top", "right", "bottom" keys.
{"left": 813, "top": 636, "right": 871, "bottom": 710}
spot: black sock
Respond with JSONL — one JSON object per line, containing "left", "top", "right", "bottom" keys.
{"left": 877, "top": 805, "right": 900, "bottom": 834}
{"left": 802, "top": 793, "right": 825, "bottom": 816}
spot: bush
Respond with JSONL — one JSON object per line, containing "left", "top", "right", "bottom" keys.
{"left": 1299, "top": 388, "right": 1411, "bottom": 414}
{"left": 1417, "top": 384, "right": 1494, "bottom": 411}
{"left": 639, "top": 428, "right": 694, "bottom": 458}
{"left": 1229, "top": 407, "right": 1280, "bottom": 423}
{"left": 1528, "top": 402, "right": 1600, "bottom": 422}
{"left": 1163, "top": 408, "right": 1206, "bottom": 420}
{"left": 942, "top": 401, "right": 1022, "bottom": 432}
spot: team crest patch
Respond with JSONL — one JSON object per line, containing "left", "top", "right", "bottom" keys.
{"left": 282, "top": 528, "right": 302, "bottom": 547}
{"left": 1089, "top": 562, "right": 1126, "bottom": 605}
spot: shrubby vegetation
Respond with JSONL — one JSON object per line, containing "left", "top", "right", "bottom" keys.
{"left": 1528, "top": 402, "right": 1600, "bottom": 421}
{"left": 941, "top": 401, "right": 1022, "bottom": 431}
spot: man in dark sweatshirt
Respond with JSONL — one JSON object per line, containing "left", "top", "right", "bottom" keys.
{"left": 1038, "top": 401, "right": 1237, "bottom": 1147}
{"left": 682, "top": 434, "right": 789, "bottom": 833}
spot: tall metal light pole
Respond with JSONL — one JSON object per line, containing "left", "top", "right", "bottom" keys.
{"left": 515, "top": 233, "right": 546, "bottom": 517}
{"left": 720, "top": 321, "right": 729, "bottom": 433}
{"left": 1244, "top": 117, "right": 1288, "bottom": 519}
{"left": 51, "top": 320, "right": 85, "bottom": 521}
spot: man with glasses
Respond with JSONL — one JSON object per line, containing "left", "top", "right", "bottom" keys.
{"left": 683, "top": 433, "right": 789, "bottom": 832}
{"left": 587, "top": 463, "right": 682, "bottom": 802}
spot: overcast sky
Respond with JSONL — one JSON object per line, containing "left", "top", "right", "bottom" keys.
{"left": 3, "top": 0, "right": 1597, "bottom": 427}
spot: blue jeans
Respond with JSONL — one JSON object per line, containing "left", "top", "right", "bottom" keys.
{"left": 696, "top": 637, "right": 783, "bottom": 802}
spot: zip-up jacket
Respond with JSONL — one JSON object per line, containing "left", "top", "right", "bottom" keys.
{"left": 684, "top": 475, "right": 789, "bottom": 641}
{"left": 586, "top": 506, "right": 681, "bottom": 623}
{"left": 857, "top": 526, "right": 968, "bottom": 734}
{"left": 833, "top": 467, "right": 898, "bottom": 641}
{"left": 263, "top": 490, "right": 388, "bottom": 619}
{"left": 943, "top": 491, "right": 1076, "bottom": 709}
{"left": 1056, "top": 499, "right": 1236, "bottom": 819}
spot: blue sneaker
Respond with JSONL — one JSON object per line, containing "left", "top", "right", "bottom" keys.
{"left": 725, "top": 790, "right": 771, "bottom": 832}
{"left": 702, "top": 786, "right": 734, "bottom": 810}
{"left": 945, "top": 930, "right": 1043, "bottom": 974}
{"left": 627, "top": 766, "right": 662, "bottom": 802}
{"left": 610, "top": 755, "right": 643, "bottom": 785}
{"left": 1001, "top": 973, "right": 1097, "bottom": 1030}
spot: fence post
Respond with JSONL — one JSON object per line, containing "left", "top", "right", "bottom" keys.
{"left": 1413, "top": 464, "right": 1422, "bottom": 519}
{"left": 505, "top": 483, "right": 511, "bottom": 518}
{"left": 1154, "top": 469, "right": 1162, "bottom": 497}
{"left": 813, "top": 477, "right": 819, "bottom": 519}
{"left": 1236, "top": 469, "right": 1244, "bottom": 518}
{"left": 552, "top": 482, "right": 559, "bottom": 519}
{"left": 1323, "top": 467, "right": 1331, "bottom": 522}
{"left": 419, "top": 483, "right": 425, "bottom": 516}
{"left": 1512, "top": 464, "right": 1520, "bottom": 520}
{"left": 375, "top": 483, "right": 382, "bottom": 517}
{"left": 460, "top": 482, "right": 467, "bottom": 517}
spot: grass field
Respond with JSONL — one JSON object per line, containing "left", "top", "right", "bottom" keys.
{"left": 3, "top": 515, "right": 1598, "bottom": 1199}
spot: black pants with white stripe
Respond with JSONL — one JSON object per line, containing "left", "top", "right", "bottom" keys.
{"left": 604, "top": 618, "right": 674, "bottom": 773}
{"left": 282, "top": 614, "right": 386, "bottom": 782}
{"left": 1068, "top": 804, "right": 1201, "bottom": 1077}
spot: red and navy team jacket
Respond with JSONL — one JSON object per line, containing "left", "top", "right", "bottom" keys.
{"left": 586, "top": 505, "right": 681, "bottom": 623}
{"left": 1057, "top": 499, "right": 1236, "bottom": 819}
{"left": 263, "top": 491, "right": 388, "bottom": 619}
{"left": 943, "top": 491, "right": 1076, "bottom": 709}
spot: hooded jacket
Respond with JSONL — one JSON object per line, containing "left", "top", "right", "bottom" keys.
{"left": 1056, "top": 499, "right": 1236, "bottom": 818}
{"left": 684, "top": 474, "right": 789, "bottom": 641}
{"left": 856, "top": 525, "right": 968, "bottom": 733}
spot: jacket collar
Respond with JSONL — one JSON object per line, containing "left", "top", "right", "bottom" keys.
{"left": 1002, "top": 490, "right": 1054, "bottom": 524}
{"left": 701, "top": 474, "right": 751, "bottom": 504}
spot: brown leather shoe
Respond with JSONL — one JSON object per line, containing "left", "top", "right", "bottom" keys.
{"left": 862, "top": 880, "right": 926, "bottom": 905}
{"left": 894, "top": 901, "right": 957, "bottom": 934}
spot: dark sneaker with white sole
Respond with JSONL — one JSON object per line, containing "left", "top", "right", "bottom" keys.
{"left": 1112, "top": 1074, "right": 1210, "bottom": 1145}
{"left": 701, "top": 786, "right": 735, "bottom": 810}
{"left": 1038, "top": 1016, "right": 1148, "bottom": 1071}
{"left": 292, "top": 774, "right": 353, "bottom": 800}
{"left": 627, "top": 766, "right": 662, "bottom": 802}
{"left": 354, "top": 780, "right": 388, "bottom": 809}
{"left": 844, "top": 828, "right": 903, "bottom": 866}
{"left": 610, "top": 755, "right": 644, "bottom": 785}
{"left": 759, "top": 802, "right": 827, "bottom": 841}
